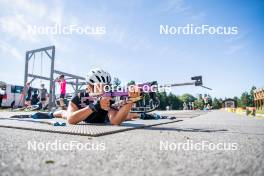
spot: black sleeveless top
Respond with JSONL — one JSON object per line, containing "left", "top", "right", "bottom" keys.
{"left": 70, "top": 92, "right": 109, "bottom": 123}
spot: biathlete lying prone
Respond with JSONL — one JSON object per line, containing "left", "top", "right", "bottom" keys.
{"left": 53, "top": 68, "right": 139, "bottom": 125}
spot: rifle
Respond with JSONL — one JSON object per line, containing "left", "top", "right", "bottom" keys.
{"left": 80, "top": 76, "right": 212, "bottom": 113}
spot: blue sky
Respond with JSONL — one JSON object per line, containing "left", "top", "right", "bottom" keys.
{"left": 0, "top": 0, "right": 263, "bottom": 98}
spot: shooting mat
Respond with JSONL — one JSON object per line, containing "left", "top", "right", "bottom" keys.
{"left": 0, "top": 111, "right": 190, "bottom": 137}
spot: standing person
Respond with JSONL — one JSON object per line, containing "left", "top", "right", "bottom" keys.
{"left": 23, "top": 82, "right": 33, "bottom": 107}
{"left": 183, "top": 102, "right": 187, "bottom": 110}
{"left": 0, "top": 94, "right": 2, "bottom": 107}
{"left": 31, "top": 89, "right": 39, "bottom": 105}
{"left": 188, "top": 102, "right": 192, "bottom": 110}
{"left": 207, "top": 104, "right": 211, "bottom": 110}
{"left": 0, "top": 88, "right": 4, "bottom": 107}
{"left": 39, "top": 83, "right": 48, "bottom": 109}
{"left": 56, "top": 75, "right": 66, "bottom": 109}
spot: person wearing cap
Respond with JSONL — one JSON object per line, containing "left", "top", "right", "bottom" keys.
{"left": 52, "top": 68, "right": 139, "bottom": 125}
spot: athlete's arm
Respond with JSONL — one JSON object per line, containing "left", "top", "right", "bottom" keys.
{"left": 66, "top": 102, "right": 93, "bottom": 124}
{"left": 108, "top": 85, "right": 140, "bottom": 125}
{"left": 67, "top": 97, "right": 111, "bottom": 124}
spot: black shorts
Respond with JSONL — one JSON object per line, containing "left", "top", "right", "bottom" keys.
{"left": 60, "top": 94, "right": 65, "bottom": 99}
{"left": 84, "top": 112, "right": 109, "bottom": 123}
{"left": 41, "top": 98, "right": 46, "bottom": 101}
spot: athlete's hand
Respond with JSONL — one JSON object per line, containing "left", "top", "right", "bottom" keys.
{"left": 128, "top": 85, "right": 141, "bottom": 98}
{"left": 100, "top": 97, "right": 111, "bottom": 110}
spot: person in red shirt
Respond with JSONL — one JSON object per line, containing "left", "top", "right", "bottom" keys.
{"left": 56, "top": 75, "right": 66, "bottom": 109}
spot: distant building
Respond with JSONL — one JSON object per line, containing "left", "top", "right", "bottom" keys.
{"left": 222, "top": 98, "right": 237, "bottom": 108}
{"left": 254, "top": 87, "right": 264, "bottom": 110}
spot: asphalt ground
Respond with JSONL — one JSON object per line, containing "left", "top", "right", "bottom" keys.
{"left": 0, "top": 110, "right": 263, "bottom": 176}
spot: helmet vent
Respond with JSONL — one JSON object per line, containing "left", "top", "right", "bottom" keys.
{"left": 101, "top": 76, "right": 105, "bottom": 83}
{"left": 95, "top": 76, "right": 101, "bottom": 82}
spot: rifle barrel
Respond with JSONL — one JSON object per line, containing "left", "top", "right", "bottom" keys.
{"left": 161, "top": 82, "right": 195, "bottom": 87}
{"left": 160, "top": 82, "right": 212, "bottom": 90}
{"left": 201, "top": 85, "right": 213, "bottom": 90}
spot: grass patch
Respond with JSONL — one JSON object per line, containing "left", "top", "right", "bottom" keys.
{"left": 256, "top": 110, "right": 264, "bottom": 114}
{"left": 0, "top": 108, "right": 12, "bottom": 112}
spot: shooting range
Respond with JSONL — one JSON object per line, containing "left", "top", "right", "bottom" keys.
{"left": 24, "top": 46, "right": 86, "bottom": 110}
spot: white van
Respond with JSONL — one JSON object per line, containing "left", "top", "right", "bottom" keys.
{"left": 0, "top": 82, "right": 24, "bottom": 108}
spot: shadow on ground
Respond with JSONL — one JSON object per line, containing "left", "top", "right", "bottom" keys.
{"left": 144, "top": 126, "right": 228, "bottom": 133}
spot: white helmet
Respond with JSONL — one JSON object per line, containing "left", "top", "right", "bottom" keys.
{"left": 86, "top": 68, "right": 111, "bottom": 85}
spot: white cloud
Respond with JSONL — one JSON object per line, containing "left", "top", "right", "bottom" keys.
{"left": 47, "top": 0, "right": 64, "bottom": 24}
{"left": 152, "top": 0, "right": 206, "bottom": 24}
{"left": 226, "top": 31, "right": 248, "bottom": 43}
{"left": 187, "top": 12, "right": 206, "bottom": 23}
{"left": 225, "top": 31, "right": 248, "bottom": 55}
{"left": 0, "top": 0, "right": 67, "bottom": 44}
{"left": 0, "top": 14, "right": 39, "bottom": 42}
{"left": 0, "top": 0, "right": 154, "bottom": 54}
{"left": 0, "top": 40, "right": 23, "bottom": 61}
{"left": 102, "top": 24, "right": 153, "bottom": 52}
{"left": 226, "top": 43, "right": 246, "bottom": 55}
{"left": 0, "top": 0, "right": 49, "bottom": 42}
{"left": 160, "top": 0, "right": 190, "bottom": 13}
{"left": 0, "top": 0, "right": 47, "bottom": 18}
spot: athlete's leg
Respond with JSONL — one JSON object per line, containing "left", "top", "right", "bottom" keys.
{"left": 59, "top": 94, "right": 66, "bottom": 109}
{"left": 126, "top": 113, "right": 139, "bottom": 120}
{"left": 53, "top": 110, "right": 68, "bottom": 119}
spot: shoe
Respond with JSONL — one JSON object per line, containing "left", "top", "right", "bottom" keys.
{"left": 31, "top": 112, "right": 53, "bottom": 119}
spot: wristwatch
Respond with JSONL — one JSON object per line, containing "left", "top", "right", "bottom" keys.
{"left": 88, "top": 100, "right": 101, "bottom": 112}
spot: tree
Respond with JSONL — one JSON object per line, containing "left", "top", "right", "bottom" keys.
{"left": 194, "top": 99, "right": 204, "bottom": 110}
{"left": 212, "top": 98, "right": 221, "bottom": 109}
{"left": 180, "top": 93, "right": 196, "bottom": 103}
{"left": 249, "top": 86, "right": 256, "bottom": 107}
{"left": 237, "top": 86, "right": 256, "bottom": 108}
{"left": 233, "top": 96, "right": 241, "bottom": 107}
{"left": 240, "top": 92, "right": 250, "bottom": 108}
{"left": 127, "top": 80, "right": 136, "bottom": 86}
{"left": 167, "top": 93, "right": 183, "bottom": 110}
{"left": 113, "top": 77, "right": 121, "bottom": 86}
{"left": 156, "top": 91, "right": 168, "bottom": 110}
{"left": 112, "top": 77, "right": 121, "bottom": 91}
{"left": 206, "top": 94, "right": 213, "bottom": 105}
{"left": 194, "top": 94, "right": 205, "bottom": 110}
